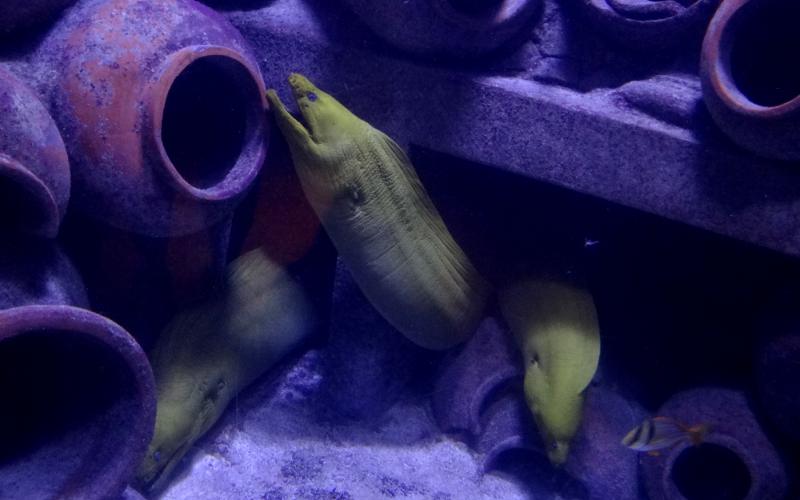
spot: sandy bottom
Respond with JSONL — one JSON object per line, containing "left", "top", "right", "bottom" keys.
{"left": 159, "top": 350, "right": 530, "bottom": 500}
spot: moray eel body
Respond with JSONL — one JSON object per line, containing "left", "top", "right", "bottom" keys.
{"left": 135, "top": 249, "right": 312, "bottom": 492}
{"left": 266, "top": 74, "right": 488, "bottom": 350}
{"left": 499, "top": 279, "right": 601, "bottom": 465}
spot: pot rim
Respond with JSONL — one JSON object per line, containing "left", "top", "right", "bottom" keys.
{"left": 0, "top": 153, "right": 61, "bottom": 238}
{"left": 702, "top": 0, "right": 800, "bottom": 118}
{"left": 0, "top": 305, "right": 156, "bottom": 499}
{"left": 146, "top": 45, "right": 268, "bottom": 202}
{"left": 659, "top": 433, "right": 760, "bottom": 500}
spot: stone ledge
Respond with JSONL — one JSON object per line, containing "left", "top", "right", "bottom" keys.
{"left": 227, "top": 0, "right": 800, "bottom": 258}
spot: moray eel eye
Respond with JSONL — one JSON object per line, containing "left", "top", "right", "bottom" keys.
{"left": 307, "top": 92, "right": 318, "bottom": 102}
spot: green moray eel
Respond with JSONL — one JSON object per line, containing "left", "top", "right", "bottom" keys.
{"left": 135, "top": 249, "right": 312, "bottom": 492}
{"left": 498, "top": 279, "right": 601, "bottom": 465}
{"left": 266, "top": 74, "right": 488, "bottom": 350}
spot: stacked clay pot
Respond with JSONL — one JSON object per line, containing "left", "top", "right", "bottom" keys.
{"left": 35, "top": 0, "right": 268, "bottom": 236}
{"left": 339, "top": 0, "right": 543, "bottom": 59}
{"left": 573, "top": 0, "right": 720, "bottom": 50}
{"left": 640, "top": 388, "right": 787, "bottom": 500}
{"left": 701, "top": 0, "right": 800, "bottom": 160}
{"left": 0, "top": 64, "right": 156, "bottom": 500}
{"left": 0, "top": 67, "right": 69, "bottom": 239}
{"left": 25, "top": 0, "right": 271, "bottom": 347}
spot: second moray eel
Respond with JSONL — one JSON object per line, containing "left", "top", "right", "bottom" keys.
{"left": 135, "top": 249, "right": 313, "bottom": 493}
{"left": 499, "top": 278, "right": 601, "bottom": 465}
{"left": 267, "top": 74, "right": 488, "bottom": 350}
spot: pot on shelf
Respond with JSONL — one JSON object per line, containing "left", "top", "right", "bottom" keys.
{"left": 701, "top": 0, "right": 800, "bottom": 160}
{"left": 0, "top": 238, "right": 156, "bottom": 500}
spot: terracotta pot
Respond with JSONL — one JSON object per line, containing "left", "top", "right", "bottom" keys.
{"left": 574, "top": 0, "right": 719, "bottom": 50}
{"left": 35, "top": 0, "right": 268, "bottom": 236}
{"left": 0, "top": 239, "right": 156, "bottom": 499}
{"left": 0, "top": 0, "right": 75, "bottom": 35}
{"left": 0, "top": 67, "right": 70, "bottom": 239}
{"left": 339, "top": 0, "right": 542, "bottom": 59}
{"left": 701, "top": 0, "right": 800, "bottom": 160}
{"left": 0, "top": 306, "right": 155, "bottom": 500}
{"left": 641, "top": 388, "right": 787, "bottom": 500}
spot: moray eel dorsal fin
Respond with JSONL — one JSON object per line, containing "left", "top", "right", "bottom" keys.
{"left": 267, "top": 74, "right": 489, "bottom": 350}
{"left": 135, "top": 249, "right": 312, "bottom": 493}
{"left": 499, "top": 278, "right": 601, "bottom": 465}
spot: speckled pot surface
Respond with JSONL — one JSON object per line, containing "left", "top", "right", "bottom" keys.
{"left": 34, "top": 0, "right": 268, "bottom": 236}
{"left": 0, "top": 67, "right": 70, "bottom": 239}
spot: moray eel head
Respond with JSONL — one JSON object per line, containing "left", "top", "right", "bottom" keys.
{"left": 523, "top": 364, "right": 584, "bottom": 465}
{"left": 135, "top": 374, "right": 225, "bottom": 493}
{"left": 267, "top": 73, "right": 361, "bottom": 150}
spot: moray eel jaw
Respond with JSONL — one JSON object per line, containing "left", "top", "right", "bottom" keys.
{"left": 268, "top": 73, "right": 363, "bottom": 149}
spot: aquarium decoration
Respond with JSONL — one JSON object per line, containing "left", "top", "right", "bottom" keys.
{"left": 32, "top": 0, "right": 268, "bottom": 236}
{"left": 701, "top": 0, "right": 800, "bottom": 160}
{"left": 1, "top": 0, "right": 799, "bottom": 498}
{"left": 0, "top": 67, "right": 69, "bottom": 239}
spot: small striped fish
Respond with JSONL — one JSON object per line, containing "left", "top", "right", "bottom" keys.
{"left": 622, "top": 416, "right": 709, "bottom": 452}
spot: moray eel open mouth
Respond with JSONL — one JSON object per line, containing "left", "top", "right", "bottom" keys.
{"left": 269, "top": 73, "right": 322, "bottom": 140}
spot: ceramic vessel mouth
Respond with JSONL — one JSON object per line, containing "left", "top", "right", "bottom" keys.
{"left": 705, "top": 0, "right": 800, "bottom": 117}
{"left": 434, "top": 0, "right": 529, "bottom": 29}
{"left": 663, "top": 435, "right": 754, "bottom": 500}
{"left": 0, "top": 153, "right": 60, "bottom": 238}
{"left": 149, "top": 46, "right": 268, "bottom": 202}
{"left": 0, "top": 306, "right": 155, "bottom": 499}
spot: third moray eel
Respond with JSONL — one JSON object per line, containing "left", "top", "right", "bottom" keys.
{"left": 267, "top": 74, "right": 489, "bottom": 350}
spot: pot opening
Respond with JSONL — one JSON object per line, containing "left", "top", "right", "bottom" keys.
{"left": 445, "top": 0, "right": 505, "bottom": 19}
{"left": 671, "top": 443, "right": 751, "bottom": 500}
{"left": 728, "top": 0, "right": 800, "bottom": 107}
{"left": 0, "top": 329, "right": 138, "bottom": 497}
{"left": 161, "top": 55, "right": 261, "bottom": 190}
{"left": 0, "top": 164, "right": 54, "bottom": 237}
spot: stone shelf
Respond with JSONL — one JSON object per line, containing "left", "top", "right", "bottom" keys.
{"left": 227, "top": 0, "right": 800, "bottom": 259}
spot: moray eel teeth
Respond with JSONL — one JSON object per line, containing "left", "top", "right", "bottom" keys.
{"left": 267, "top": 74, "right": 489, "bottom": 350}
